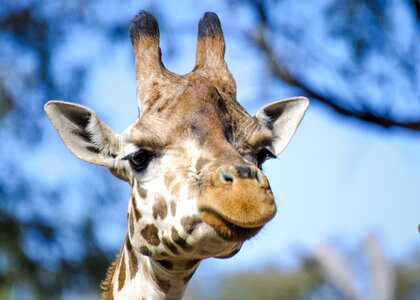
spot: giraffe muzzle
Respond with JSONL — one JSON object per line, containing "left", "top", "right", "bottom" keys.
{"left": 198, "top": 165, "right": 276, "bottom": 241}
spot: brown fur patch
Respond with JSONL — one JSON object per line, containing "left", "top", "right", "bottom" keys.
{"left": 141, "top": 224, "right": 160, "bottom": 246}
{"left": 138, "top": 186, "right": 148, "bottom": 199}
{"left": 184, "top": 259, "right": 200, "bottom": 270}
{"left": 132, "top": 197, "right": 142, "bottom": 221}
{"left": 164, "top": 172, "right": 175, "bottom": 189}
{"left": 139, "top": 246, "right": 151, "bottom": 256}
{"left": 155, "top": 276, "right": 171, "bottom": 293}
{"left": 170, "top": 182, "right": 181, "bottom": 196}
{"left": 129, "top": 211, "right": 135, "bottom": 238}
{"left": 162, "top": 237, "right": 180, "bottom": 255}
{"left": 125, "top": 238, "right": 138, "bottom": 280}
{"left": 181, "top": 216, "right": 201, "bottom": 234}
{"left": 118, "top": 251, "right": 126, "bottom": 291}
{"left": 157, "top": 259, "right": 174, "bottom": 270}
{"left": 171, "top": 227, "right": 193, "bottom": 252}
{"left": 134, "top": 208, "right": 142, "bottom": 221}
{"left": 142, "top": 257, "right": 148, "bottom": 273}
{"left": 170, "top": 201, "right": 176, "bottom": 216}
{"left": 152, "top": 193, "right": 168, "bottom": 219}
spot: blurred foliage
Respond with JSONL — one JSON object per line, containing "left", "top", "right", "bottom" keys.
{"left": 218, "top": 261, "right": 322, "bottom": 300}
{"left": 394, "top": 250, "right": 420, "bottom": 300}
{"left": 0, "top": 0, "right": 419, "bottom": 299}
{"left": 244, "top": 0, "right": 420, "bottom": 130}
{"left": 0, "top": 0, "right": 128, "bottom": 298}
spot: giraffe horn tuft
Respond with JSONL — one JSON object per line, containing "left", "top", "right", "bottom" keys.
{"left": 129, "top": 10, "right": 160, "bottom": 44}
{"left": 198, "top": 12, "right": 223, "bottom": 38}
{"left": 195, "top": 12, "right": 226, "bottom": 70}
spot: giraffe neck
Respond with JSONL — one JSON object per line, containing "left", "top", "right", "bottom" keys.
{"left": 102, "top": 235, "right": 200, "bottom": 300}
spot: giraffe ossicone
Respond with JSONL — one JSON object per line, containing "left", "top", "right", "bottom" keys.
{"left": 45, "top": 10, "right": 309, "bottom": 300}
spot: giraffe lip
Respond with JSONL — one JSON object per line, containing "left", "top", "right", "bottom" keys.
{"left": 200, "top": 209, "right": 262, "bottom": 242}
{"left": 199, "top": 204, "right": 271, "bottom": 228}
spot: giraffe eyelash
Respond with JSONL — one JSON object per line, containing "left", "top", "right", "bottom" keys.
{"left": 122, "top": 149, "right": 156, "bottom": 173}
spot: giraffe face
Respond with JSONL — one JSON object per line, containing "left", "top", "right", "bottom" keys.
{"left": 118, "top": 78, "right": 280, "bottom": 259}
{"left": 44, "top": 11, "right": 309, "bottom": 262}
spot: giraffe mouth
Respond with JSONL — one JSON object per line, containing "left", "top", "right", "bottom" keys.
{"left": 200, "top": 209, "right": 263, "bottom": 242}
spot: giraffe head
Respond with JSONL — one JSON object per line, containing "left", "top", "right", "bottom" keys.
{"left": 45, "top": 12, "right": 308, "bottom": 261}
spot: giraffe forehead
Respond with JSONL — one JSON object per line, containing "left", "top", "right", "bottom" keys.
{"left": 129, "top": 101, "right": 265, "bottom": 147}
{"left": 133, "top": 79, "right": 233, "bottom": 131}
{"left": 125, "top": 78, "right": 273, "bottom": 158}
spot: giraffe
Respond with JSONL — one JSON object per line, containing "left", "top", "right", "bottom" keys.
{"left": 44, "top": 11, "right": 309, "bottom": 300}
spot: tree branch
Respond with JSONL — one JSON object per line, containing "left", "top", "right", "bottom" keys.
{"left": 249, "top": 0, "right": 420, "bottom": 132}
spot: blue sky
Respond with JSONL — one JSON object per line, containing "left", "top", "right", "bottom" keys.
{"left": 36, "top": 1, "right": 420, "bottom": 289}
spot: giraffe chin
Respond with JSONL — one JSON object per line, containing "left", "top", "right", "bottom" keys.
{"left": 201, "top": 210, "right": 263, "bottom": 242}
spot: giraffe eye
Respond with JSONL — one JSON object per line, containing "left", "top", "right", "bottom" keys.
{"left": 123, "top": 149, "right": 155, "bottom": 172}
{"left": 256, "top": 147, "right": 276, "bottom": 168}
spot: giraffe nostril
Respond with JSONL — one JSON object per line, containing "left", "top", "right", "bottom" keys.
{"left": 216, "top": 165, "right": 268, "bottom": 188}
{"left": 219, "top": 168, "right": 234, "bottom": 183}
{"left": 235, "top": 166, "right": 252, "bottom": 179}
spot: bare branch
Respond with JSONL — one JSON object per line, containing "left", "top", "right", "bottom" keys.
{"left": 249, "top": 0, "right": 420, "bottom": 132}
{"left": 313, "top": 243, "right": 360, "bottom": 300}
{"left": 364, "top": 234, "right": 395, "bottom": 300}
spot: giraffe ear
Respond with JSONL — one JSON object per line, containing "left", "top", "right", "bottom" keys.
{"left": 44, "top": 101, "right": 120, "bottom": 168}
{"left": 255, "top": 97, "right": 309, "bottom": 155}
